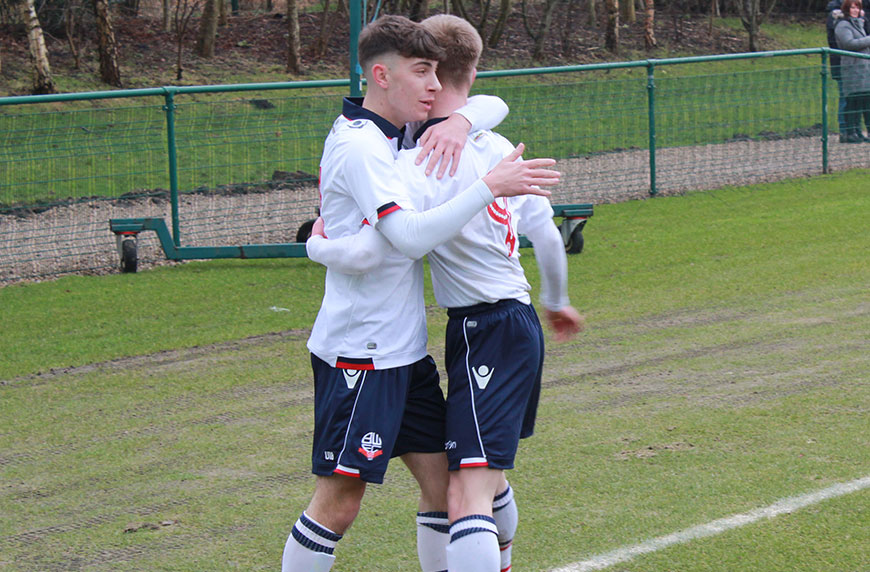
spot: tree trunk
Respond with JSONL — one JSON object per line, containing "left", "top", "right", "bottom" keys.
{"left": 19, "top": 0, "right": 56, "bottom": 94}
{"left": 93, "top": 0, "right": 122, "bottom": 86}
{"left": 408, "top": 0, "right": 429, "bottom": 20}
{"left": 286, "top": 0, "right": 301, "bottom": 74}
{"left": 174, "top": 0, "right": 201, "bottom": 80}
{"left": 587, "top": 0, "right": 596, "bottom": 26}
{"left": 738, "top": 0, "right": 775, "bottom": 52}
{"left": 532, "top": 0, "right": 560, "bottom": 60}
{"left": 65, "top": 0, "right": 82, "bottom": 69}
{"left": 121, "top": 0, "right": 139, "bottom": 16}
{"left": 605, "top": 0, "right": 619, "bottom": 54}
{"left": 219, "top": 0, "right": 228, "bottom": 26}
{"left": 644, "top": 0, "right": 656, "bottom": 49}
{"left": 163, "top": 0, "right": 171, "bottom": 31}
{"left": 620, "top": 0, "right": 635, "bottom": 24}
{"left": 195, "top": 0, "right": 219, "bottom": 58}
{"left": 315, "top": 0, "right": 332, "bottom": 57}
{"left": 740, "top": 0, "right": 759, "bottom": 51}
{"left": 488, "top": 0, "right": 511, "bottom": 47}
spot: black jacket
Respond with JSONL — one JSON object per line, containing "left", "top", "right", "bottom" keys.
{"left": 828, "top": 0, "right": 844, "bottom": 78}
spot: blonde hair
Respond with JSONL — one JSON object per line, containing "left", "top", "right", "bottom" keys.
{"left": 420, "top": 15, "right": 482, "bottom": 88}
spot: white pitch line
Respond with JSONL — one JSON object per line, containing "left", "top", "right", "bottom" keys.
{"left": 551, "top": 475, "right": 870, "bottom": 572}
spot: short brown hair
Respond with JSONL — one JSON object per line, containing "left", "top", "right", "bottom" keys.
{"left": 358, "top": 15, "right": 445, "bottom": 73}
{"left": 842, "top": 0, "right": 861, "bottom": 13}
{"left": 421, "top": 15, "right": 482, "bottom": 88}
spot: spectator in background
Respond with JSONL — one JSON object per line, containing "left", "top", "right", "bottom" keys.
{"left": 834, "top": 0, "right": 870, "bottom": 143}
{"left": 827, "top": 0, "right": 848, "bottom": 139}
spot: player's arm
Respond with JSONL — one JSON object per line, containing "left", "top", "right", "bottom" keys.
{"left": 519, "top": 199, "right": 585, "bottom": 341}
{"left": 415, "top": 94, "right": 510, "bottom": 178}
{"left": 306, "top": 218, "right": 390, "bottom": 274}
{"left": 375, "top": 143, "right": 560, "bottom": 260}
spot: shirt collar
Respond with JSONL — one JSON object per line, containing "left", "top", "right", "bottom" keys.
{"left": 342, "top": 97, "right": 406, "bottom": 149}
{"left": 412, "top": 117, "right": 448, "bottom": 144}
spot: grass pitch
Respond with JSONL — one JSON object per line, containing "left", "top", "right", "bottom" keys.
{"left": 1, "top": 172, "right": 868, "bottom": 571}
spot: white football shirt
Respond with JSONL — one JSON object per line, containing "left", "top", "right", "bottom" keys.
{"left": 395, "top": 128, "right": 558, "bottom": 309}
{"left": 307, "top": 98, "right": 426, "bottom": 370}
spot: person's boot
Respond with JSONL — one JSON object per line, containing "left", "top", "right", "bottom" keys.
{"left": 844, "top": 128, "right": 863, "bottom": 143}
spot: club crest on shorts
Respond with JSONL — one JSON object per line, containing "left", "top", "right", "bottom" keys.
{"left": 358, "top": 432, "right": 383, "bottom": 461}
{"left": 343, "top": 369, "right": 362, "bottom": 389}
{"left": 472, "top": 365, "right": 494, "bottom": 390}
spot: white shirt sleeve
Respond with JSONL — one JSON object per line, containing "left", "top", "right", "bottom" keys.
{"left": 376, "top": 178, "right": 495, "bottom": 260}
{"left": 517, "top": 197, "right": 571, "bottom": 311}
{"left": 455, "top": 95, "right": 509, "bottom": 131}
{"left": 306, "top": 225, "right": 392, "bottom": 274}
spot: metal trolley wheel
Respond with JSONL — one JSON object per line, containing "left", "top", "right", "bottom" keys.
{"left": 118, "top": 234, "right": 138, "bottom": 273}
{"left": 560, "top": 217, "right": 588, "bottom": 254}
{"left": 296, "top": 218, "right": 317, "bottom": 243}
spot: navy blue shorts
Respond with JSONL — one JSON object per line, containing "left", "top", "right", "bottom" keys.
{"left": 444, "top": 299, "right": 544, "bottom": 471}
{"left": 310, "top": 354, "right": 446, "bottom": 484}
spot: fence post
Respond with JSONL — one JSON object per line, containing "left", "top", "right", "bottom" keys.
{"left": 163, "top": 89, "right": 181, "bottom": 247}
{"left": 647, "top": 61, "right": 657, "bottom": 196}
{"left": 821, "top": 50, "right": 829, "bottom": 175}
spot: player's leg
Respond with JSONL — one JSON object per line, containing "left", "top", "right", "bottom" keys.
{"left": 445, "top": 467, "right": 503, "bottom": 572}
{"left": 404, "top": 452, "right": 450, "bottom": 572}
{"left": 283, "top": 354, "right": 412, "bottom": 571}
{"left": 396, "top": 356, "right": 450, "bottom": 572}
{"left": 282, "top": 475, "right": 365, "bottom": 571}
{"left": 492, "top": 477, "right": 518, "bottom": 572}
{"left": 443, "top": 300, "right": 545, "bottom": 572}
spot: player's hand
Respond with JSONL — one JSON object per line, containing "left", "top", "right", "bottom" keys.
{"left": 483, "top": 143, "right": 559, "bottom": 198}
{"left": 311, "top": 217, "right": 326, "bottom": 239}
{"left": 545, "top": 306, "right": 584, "bottom": 342}
{"left": 415, "top": 113, "right": 471, "bottom": 179}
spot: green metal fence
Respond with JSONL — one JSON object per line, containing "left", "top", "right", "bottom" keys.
{"left": 0, "top": 48, "right": 863, "bottom": 283}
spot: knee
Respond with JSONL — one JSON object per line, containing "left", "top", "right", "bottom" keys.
{"left": 446, "top": 469, "right": 501, "bottom": 519}
{"left": 308, "top": 478, "right": 365, "bottom": 534}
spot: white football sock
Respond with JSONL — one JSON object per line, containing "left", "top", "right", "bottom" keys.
{"left": 417, "top": 511, "right": 450, "bottom": 572}
{"left": 282, "top": 512, "right": 341, "bottom": 572}
{"left": 445, "top": 515, "right": 500, "bottom": 572}
{"left": 492, "top": 484, "right": 518, "bottom": 571}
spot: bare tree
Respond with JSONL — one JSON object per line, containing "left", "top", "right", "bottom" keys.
{"left": 174, "top": 0, "right": 202, "bottom": 80}
{"left": 286, "top": 0, "right": 301, "bottom": 74}
{"left": 64, "top": 0, "right": 82, "bottom": 69}
{"left": 620, "top": 0, "right": 635, "bottom": 24}
{"left": 93, "top": 0, "right": 122, "bottom": 86}
{"left": 219, "top": 0, "right": 228, "bottom": 26}
{"left": 163, "top": 0, "right": 171, "bottom": 31}
{"left": 488, "top": 0, "right": 511, "bottom": 47}
{"left": 521, "top": 0, "right": 560, "bottom": 60}
{"left": 605, "top": 0, "right": 619, "bottom": 54}
{"left": 195, "top": 0, "right": 220, "bottom": 57}
{"left": 315, "top": 0, "right": 333, "bottom": 57}
{"left": 587, "top": 0, "right": 596, "bottom": 26}
{"left": 738, "top": 0, "right": 776, "bottom": 52}
{"left": 644, "top": 0, "right": 656, "bottom": 49}
{"left": 451, "top": 0, "right": 493, "bottom": 39}
{"left": 408, "top": 0, "right": 429, "bottom": 20}
{"left": 13, "top": 0, "right": 55, "bottom": 93}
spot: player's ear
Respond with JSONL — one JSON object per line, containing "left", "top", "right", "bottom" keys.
{"left": 371, "top": 62, "right": 390, "bottom": 89}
